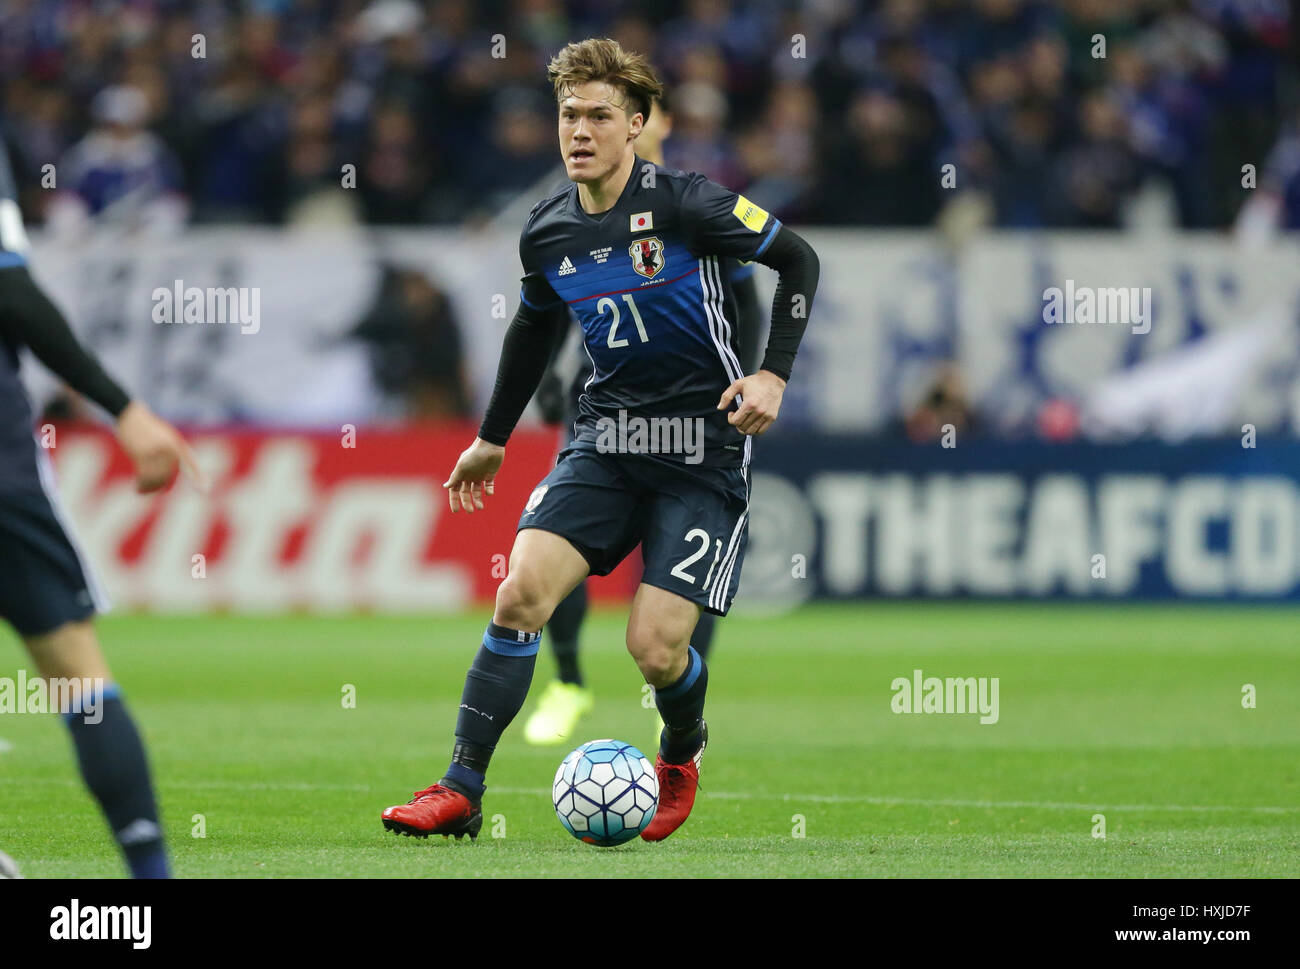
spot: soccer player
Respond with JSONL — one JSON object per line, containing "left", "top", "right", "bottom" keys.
{"left": 0, "top": 137, "right": 200, "bottom": 877}
{"left": 523, "top": 90, "right": 765, "bottom": 745}
{"left": 382, "top": 38, "right": 818, "bottom": 842}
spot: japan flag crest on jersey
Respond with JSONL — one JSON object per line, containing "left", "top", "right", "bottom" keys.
{"left": 629, "top": 236, "right": 665, "bottom": 279}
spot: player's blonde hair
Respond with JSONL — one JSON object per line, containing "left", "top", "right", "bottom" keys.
{"left": 547, "top": 38, "right": 664, "bottom": 123}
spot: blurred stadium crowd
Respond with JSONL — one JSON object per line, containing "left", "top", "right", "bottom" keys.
{"left": 1, "top": 0, "right": 1296, "bottom": 232}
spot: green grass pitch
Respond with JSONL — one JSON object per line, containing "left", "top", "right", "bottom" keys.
{"left": 1, "top": 603, "right": 1297, "bottom": 877}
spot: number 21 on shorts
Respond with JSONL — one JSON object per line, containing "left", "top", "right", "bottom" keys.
{"left": 671, "top": 528, "right": 725, "bottom": 590}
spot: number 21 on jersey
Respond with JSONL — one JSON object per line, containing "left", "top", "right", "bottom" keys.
{"left": 599, "top": 293, "right": 649, "bottom": 349}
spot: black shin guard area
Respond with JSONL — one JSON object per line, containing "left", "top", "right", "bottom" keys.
{"left": 454, "top": 632, "right": 540, "bottom": 748}
{"left": 654, "top": 647, "right": 709, "bottom": 763}
{"left": 65, "top": 696, "right": 169, "bottom": 878}
{"left": 446, "top": 627, "right": 541, "bottom": 795}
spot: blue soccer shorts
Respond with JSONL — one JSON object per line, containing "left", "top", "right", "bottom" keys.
{"left": 517, "top": 444, "right": 750, "bottom": 616}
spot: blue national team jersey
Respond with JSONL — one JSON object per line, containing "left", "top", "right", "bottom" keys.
{"left": 0, "top": 139, "right": 41, "bottom": 493}
{"left": 519, "top": 157, "right": 780, "bottom": 469}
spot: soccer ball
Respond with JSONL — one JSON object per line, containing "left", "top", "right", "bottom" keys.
{"left": 553, "top": 739, "right": 658, "bottom": 846}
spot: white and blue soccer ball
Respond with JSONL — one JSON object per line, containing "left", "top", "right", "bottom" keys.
{"left": 553, "top": 739, "right": 658, "bottom": 846}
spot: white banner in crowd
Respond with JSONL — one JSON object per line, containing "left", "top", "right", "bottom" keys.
{"left": 25, "top": 228, "right": 1300, "bottom": 435}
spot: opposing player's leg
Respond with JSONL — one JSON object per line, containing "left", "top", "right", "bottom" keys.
{"left": 545, "top": 580, "right": 589, "bottom": 684}
{"left": 523, "top": 579, "right": 595, "bottom": 745}
{"left": 382, "top": 528, "right": 589, "bottom": 839}
{"left": 24, "top": 621, "right": 170, "bottom": 878}
{"left": 2, "top": 483, "right": 170, "bottom": 878}
{"left": 624, "top": 584, "right": 709, "bottom": 841}
{"left": 692, "top": 611, "right": 717, "bottom": 660}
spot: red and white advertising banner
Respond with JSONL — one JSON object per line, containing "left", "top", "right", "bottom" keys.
{"left": 44, "top": 424, "right": 640, "bottom": 613}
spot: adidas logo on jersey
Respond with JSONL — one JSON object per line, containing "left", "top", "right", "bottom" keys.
{"left": 558, "top": 255, "right": 576, "bottom": 276}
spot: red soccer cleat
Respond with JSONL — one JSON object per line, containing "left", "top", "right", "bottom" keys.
{"left": 382, "top": 783, "right": 483, "bottom": 840}
{"left": 640, "top": 722, "right": 707, "bottom": 842}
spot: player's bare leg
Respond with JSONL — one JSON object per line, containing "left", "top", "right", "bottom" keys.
{"left": 24, "top": 620, "right": 169, "bottom": 877}
{"left": 24, "top": 620, "right": 111, "bottom": 682}
{"left": 382, "top": 528, "right": 590, "bottom": 839}
{"left": 624, "top": 584, "right": 708, "bottom": 841}
{"left": 492, "top": 528, "right": 591, "bottom": 631}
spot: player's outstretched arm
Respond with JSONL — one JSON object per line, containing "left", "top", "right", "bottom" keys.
{"left": 717, "top": 225, "right": 820, "bottom": 435}
{"left": 0, "top": 265, "right": 204, "bottom": 492}
{"left": 115, "top": 400, "right": 205, "bottom": 493}
{"left": 446, "top": 298, "right": 567, "bottom": 513}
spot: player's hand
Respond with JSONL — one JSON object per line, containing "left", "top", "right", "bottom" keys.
{"left": 717, "top": 370, "right": 786, "bottom": 436}
{"left": 443, "top": 437, "right": 505, "bottom": 513}
{"left": 115, "top": 400, "right": 207, "bottom": 494}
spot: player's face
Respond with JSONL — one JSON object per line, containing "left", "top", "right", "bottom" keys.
{"left": 558, "top": 82, "right": 643, "bottom": 184}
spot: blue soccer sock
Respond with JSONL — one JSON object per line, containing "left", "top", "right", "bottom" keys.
{"left": 442, "top": 623, "right": 541, "bottom": 801}
{"left": 64, "top": 687, "right": 170, "bottom": 879}
{"left": 654, "top": 646, "right": 708, "bottom": 764}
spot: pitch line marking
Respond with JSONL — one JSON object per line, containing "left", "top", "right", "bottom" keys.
{"left": 498, "top": 787, "right": 1298, "bottom": 814}
{"left": 3, "top": 777, "right": 1296, "bottom": 813}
